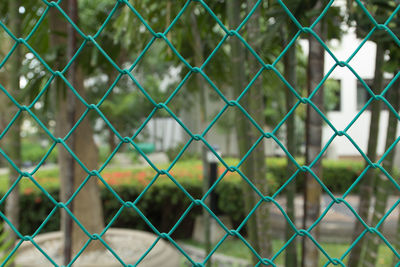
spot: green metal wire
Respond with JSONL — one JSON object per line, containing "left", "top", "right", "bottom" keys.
{"left": 0, "top": 0, "right": 398, "bottom": 266}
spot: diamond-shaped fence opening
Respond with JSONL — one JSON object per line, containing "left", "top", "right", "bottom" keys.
{"left": 0, "top": 0, "right": 399, "bottom": 266}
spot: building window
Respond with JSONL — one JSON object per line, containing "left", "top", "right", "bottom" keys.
{"left": 357, "top": 79, "right": 371, "bottom": 111}
{"left": 357, "top": 79, "right": 391, "bottom": 111}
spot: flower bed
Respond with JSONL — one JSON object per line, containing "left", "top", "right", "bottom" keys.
{"left": 1, "top": 158, "right": 373, "bottom": 237}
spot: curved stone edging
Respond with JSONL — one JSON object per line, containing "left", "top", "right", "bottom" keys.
{"left": 15, "top": 228, "right": 181, "bottom": 267}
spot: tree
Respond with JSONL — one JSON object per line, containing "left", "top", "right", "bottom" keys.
{"left": 390, "top": 47, "right": 400, "bottom": 267}
{"left": 188, "top": 4, "right": 213, "bottom": 263}
{"left": 227, "top": 1, "right": 273, "bottom": 264}
{"left": 117, "top": 2, "right": 231, "bottom": 263}
{"left": 283, "top": 36, "right": 299, "bottom": 267}
{"left": 25, "top": 0, "right": 171, "bottom": 260}
{"left": 363, "top": 6, "right": 400, "bottom": 265}
{"left": 346, "top": 1, "right": 396, "bottom": 265}
{"left": 48, "top": 1, "right": 104, "bottom": 260}
{"left": 283, "top": 15, "right": 299, "bottom": 267}
{"left": 227, "top": 1, "right": 260, "bottom": 264}
{"left": 302, "top": 1, "right": 326, "bottom": 266}
{"left": 348, "top": 43, "right": 384, "bottom": 267}
{"left": 270, "top": 1, "right": 306, "bottom": 265}
{"left": 3, "top": 2, "right": 22, "bottom": 266}
{"left": 259, "top": 2, "right": 343, "bottom": 262}
{"left": 246, "top": 0, "right": 272, "bottom": 259}
{"left": 78, "top": 0, "right": 161, "bottom": 152}
{"left": 363, "top": 72, "right": 399, "bottom": 266}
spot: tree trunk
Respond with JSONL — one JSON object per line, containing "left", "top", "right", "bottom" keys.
{"left": 106, "top": 72, "right": 117, "bottom": 153}
{"left": 70, "top": 67, "right": 104, "bottom": 255}
{"left": 225, "top": 128, "right": 231, "bottom": 158}
{"left": 347, "top": 43, "right": 385, "bottom": 267}
{"left": 302, "top": 5, "right": 325, "bottom": 267}
{"left": 246, "top": 0, "right": 271, "bottom": 259}
{"left": 106, "top": 55, "right": 124, "bottom": 153}
{"left": 49, "top": 1, "right": 104, "bottom": 260}
{"left": 108, "top": 127, "right": 116, "bottom": 152}
{"left": 390, "top": 73, "right": 400, "bottom": 267}
{"left": 189, "top": 9, "right": 211, "bottom": 266}
{"left": 227, "top": 1, "right": 260, "bottom": 265}
{"left": 362, "top": 72, "right": 400, "bottom": 267}
{"left": 4, "top": 2, "right": 22, "bottom": 265}
{"left": 0, "top": 33, "right": 10, "bottom": 169}
{"left": 63, "top": 0, "right": 79, "bottom": 262}
{"left": 49, "top": 0, "right": 70, "bottom": 249}
{"left": 283, "top": 22, "right": 298, "bottom": 267}
{"left": 393, "top": 111, "right": 400, "bottom": 267}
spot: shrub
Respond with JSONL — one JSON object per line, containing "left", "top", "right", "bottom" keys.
{"left": 165, "top": 143, "right": 200, "bottom": 162}
{"left": 21, "top": 141, "right": 58, "bottom": 165}
{"left": 267, "top": 158, "right": 365, "bottom": 193}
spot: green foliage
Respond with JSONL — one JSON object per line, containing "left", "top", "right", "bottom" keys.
{"left": 182, "top": 238, "right": 394, "bottom": 266}
{"left": 3, "top": 178, "right": 204, "bottom": 238}
{"left": 165, "top": 143, "right": 199, "bottom": 162}
{"left": 324, "top": 79, "right": 341, "bottom": 111}
{"left": 348, "top": 0, "right": 399, "bottom": 42}
{"left": 166, "top": 143, "right": 185, "bottom": 162}
{"left": 347, "top": 0, "right": 400, "bottom": 74}
{"left": 215, "top": 177, "right": 245, "bottom": 223}
{"left": 267, "top": 157, "right": 366, "bottom": 193}
{"left": 99, "top": 145, "right": 110, "bottom": 164}
{"left": 107, "top": 178, "right": 203, "bottom": 237}
{"left": 0, "top": 223, "right": 15, "bottom": 266}
{"left": 21, "top": 140, "right": 58, "bottom": 165}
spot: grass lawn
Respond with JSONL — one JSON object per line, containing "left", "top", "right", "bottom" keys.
{"left": 181, "top": 238, "right": 396, "bottom": 266}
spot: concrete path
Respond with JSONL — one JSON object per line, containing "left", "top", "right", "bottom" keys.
{"left": 178, "top": 243, "right": 251, "bottom": 267}
{"left": 0, "top": 167, "right": 8, "bottom": 176}
{"left": 0, "top": 163, "right": 58, "bottom": 176}
{"left": 270, "top": 194, "right": 400, "bottom": 242}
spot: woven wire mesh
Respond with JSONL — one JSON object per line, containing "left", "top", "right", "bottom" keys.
{"left": 0, "top": 0, "right": 399, "bottom": 266}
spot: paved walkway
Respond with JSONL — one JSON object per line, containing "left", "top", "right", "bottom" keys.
{"left": 0, "top": 167, "right": 8, "bottom": 176}
{"left": 270, "top": 194, "right": 400, "bottom": 242}
{"left": 179, "top": 243, "right": 251, "bottom": 267}
{"left": 0, "top": 163, "right": 57, "bottom": 176}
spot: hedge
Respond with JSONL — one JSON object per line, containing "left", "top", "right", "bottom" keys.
{"left": 9, "top": 177, "right": 225, "bottom": 238}
{"left": 267, "top": 158, "right": 366, "bottom": 193}
{"left": 1, "top": 158, "right": 382, "bottom": 237}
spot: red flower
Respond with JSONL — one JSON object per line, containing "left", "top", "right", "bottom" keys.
{"left": 24, "top": 188, "right": 34, "bottom": 195}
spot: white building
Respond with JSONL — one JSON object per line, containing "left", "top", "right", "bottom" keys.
{"left": 321, "top": 28, "right": 395, "bottom": 159}
{"left": 146, "top": 25, "right": 396, "bottom": 160}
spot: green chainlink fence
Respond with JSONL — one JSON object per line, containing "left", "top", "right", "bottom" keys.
{"left": 0, "top": 0, "right": 400, "bottom": 266}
